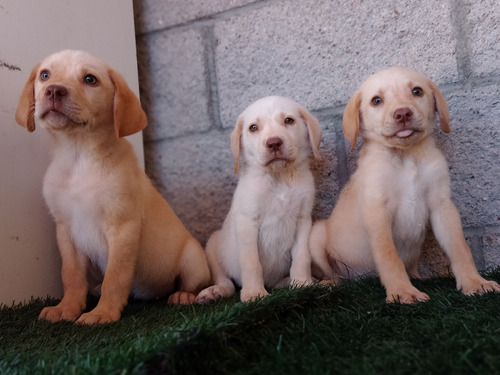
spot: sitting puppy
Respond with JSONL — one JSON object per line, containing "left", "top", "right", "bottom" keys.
{"left": 309, "top": 67, "right": 500, "bottom": 303}
{"left": 15, "top": 50, "right": 211, "bottom": 324}
{"left": 196, "top": 96, "right": 322, "bottom": 303}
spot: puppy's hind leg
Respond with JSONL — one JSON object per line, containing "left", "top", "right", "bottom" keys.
{"left": 195, "top": 231, "right": 236, "bottom": 303}
{"left": 309, "top": 220, "right": 340, "bottom": 284}
{"left": 405, "top": 246, "right": 423, "bottom": 279}
{"left": 196, "top": 278, "right": 235, "bottom": 304}
{"left": 168, "top": 237, "right": 211, "bottom": 305}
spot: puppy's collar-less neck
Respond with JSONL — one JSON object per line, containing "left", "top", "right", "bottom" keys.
{"left": 360, "top": 134, "right": 438, "bottom": 164}
{"left": 48, "top": 127, "right": 120, "bottom": 155}
{"left": 241, "top": 161, "right": 311, "bottom": 185}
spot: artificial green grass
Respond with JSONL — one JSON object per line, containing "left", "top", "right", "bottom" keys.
{"left": 2, "top": 270, "right": 500, "bottom": 374}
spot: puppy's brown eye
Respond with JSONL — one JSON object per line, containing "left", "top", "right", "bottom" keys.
{"left": 371, "top": 96, "right": 383, "bottom": 106}
{"left": 412, "top": 87, "right": 423, "bottom": 97}
{"left": 249, "top": 124, "right": 258, "bottom": 132}
{"left": 284, "top": 117, "right": 295, "bottom": 125}
{"left": 84, "top": 74, "right": 98, "bottom": 85}
{"left": 40, "top": 71, "right": 50, "bottom": 81}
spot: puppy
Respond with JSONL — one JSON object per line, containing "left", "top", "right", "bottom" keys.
{"left": 15, "top": 50, "right": 211, "bottom": 324}
{"left": 310, "top": 67, "right": 500, "bottom": 303}
{"left": 196, "top": 96, "right": 322, "bottom": 303}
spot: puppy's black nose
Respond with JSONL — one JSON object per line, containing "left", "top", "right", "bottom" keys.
{"left": 45, "top": 85, "right": 68, "bottom": 101}
{"left": 266, "top": 137, "right": 283, "bottom": 152}
{"left": 393, "top": 107, "right": 413, "bottom": 123}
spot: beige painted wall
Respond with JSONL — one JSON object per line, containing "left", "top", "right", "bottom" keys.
{"left": 0, "top": 0, "right": 143, "bottom": 305}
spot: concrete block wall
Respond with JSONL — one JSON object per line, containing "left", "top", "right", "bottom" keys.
{"left": 133, "top": 0, "right": 500, "bottom": 273}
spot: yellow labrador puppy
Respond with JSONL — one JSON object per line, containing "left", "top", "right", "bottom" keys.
{"left": 15, "top": 50, "right": 210, "bottom": 324}
{"left": 310, "top": 67, "right": 500, "bottom": 303}
{"left": 196, "top": 96, "right": 322, "bottom": 303}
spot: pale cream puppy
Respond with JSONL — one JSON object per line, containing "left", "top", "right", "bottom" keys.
{"left": 15, "top": 50, "right": 210, "bottom": 324}
{"left": 196, "top": 96, "right": 322, "bottom": 303}
{"left": 310, "top": 67, "right": 500, "bottom": 303}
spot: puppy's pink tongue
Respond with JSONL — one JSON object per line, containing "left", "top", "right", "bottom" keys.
{"left": 396, "top": 129, "right": 413, "bottom": 138}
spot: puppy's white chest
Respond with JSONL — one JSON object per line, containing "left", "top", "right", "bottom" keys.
{"left": 391, "top": 159, "right": 428, "bottom": 242}
{"left": 44, "top": 159, "right": 108, "bottom": 269}
{"left": 260, "top": 193, "right": 298, "bottom": 240}
{"left": 256, "top": 180, "right": 309, "bottom": 283}
{"left": 259, "top": 183, "right": 302, "bottom": 240}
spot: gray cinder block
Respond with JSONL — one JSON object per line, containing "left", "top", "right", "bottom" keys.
{"left": 145, "top": 130, "right": 237, "bottom": 244}
{"left": 137, "top": 28, "right": 211, "bottom": 142}
{"left": 214, "top": 0, "right": 457, "bottom": 130}
{"left": 133, "top": 0, "right": 260, "bottom": 34}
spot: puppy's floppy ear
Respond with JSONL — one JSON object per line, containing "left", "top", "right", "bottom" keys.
{"left": 230, "top": 116, "right": 244, "bottom": 174}
{"left": 299, "top": 108, "right": 322, "bottom": 159}
{"left": 108, "top": 68, "right": 147, "bottom": 138}
{"left": 15, "top": 63, "right": 40, "bottom": 132}
{"left": 428, "top": 80, "right": 450, "bottom": 133}
{"left": 342, "top": 91, "right": 361, "bottom": 149}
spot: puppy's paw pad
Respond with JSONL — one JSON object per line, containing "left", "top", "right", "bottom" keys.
{"left": 168, "top": 291, "right": 196, "bottom": 305}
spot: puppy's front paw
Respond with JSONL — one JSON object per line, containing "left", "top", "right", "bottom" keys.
{"left": 240, "top": 288, "right": 269, "bottom": 302}
{"left": 75, "top": 307, "right": 121, "bottom": 325}
{"left": 290, "top": 278, "right": 314, "bottom": 288}
{"left": 39, "top": 304, "right": 83, "bottom": 322}
{"left": 460, "top": 277, "right": 500, "bottom": 296}
{"left": 319, "top": 278, "right": 340, "bottom": 286}
{"left": 168, "top": 291, "right": 196, "bottom": 305}
{"left": 386, "top": 286, "right": 429, "bottom": 304}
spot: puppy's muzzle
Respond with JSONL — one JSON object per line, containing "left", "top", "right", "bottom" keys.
{"left": 42, "top": 84, "right": 69, "bottom": 117}
{"left": 40, "top": 84, "right": 86, "bottom": 126}
{"left": 392, "top": 107, "right": 417, "bottom": 138}
{"left": 264, "top": 136, "right": 290, "bottom": 167}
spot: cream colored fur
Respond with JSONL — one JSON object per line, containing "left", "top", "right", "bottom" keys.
{"left": 196, "top": 96, "right": 322, "bottom": 303}
{"left": 310, "top": 67, "right": 500, "bottom": 303}
{"left": 15, "top": 50, "right": 210, "bottom": 324}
